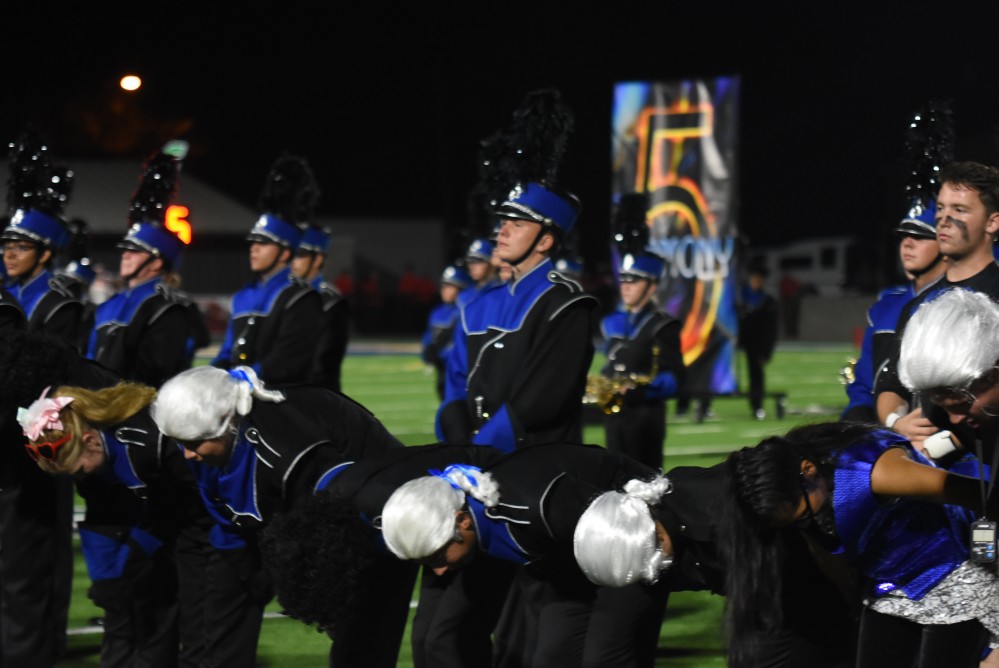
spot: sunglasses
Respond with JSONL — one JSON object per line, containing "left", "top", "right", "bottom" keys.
{"left": 24, "top": 433, "right": 72, "bottom": 462}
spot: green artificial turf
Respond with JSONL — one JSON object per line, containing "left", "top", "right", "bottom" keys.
{"left": 57, "top": 341, "right": 857, "bottom": 666}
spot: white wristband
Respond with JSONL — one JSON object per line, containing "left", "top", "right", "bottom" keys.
{"left": 923, "top": 430, "right": 957, "bottom": 459}
{"left": 885, "top": 412, "right": 902, "bottom": 429}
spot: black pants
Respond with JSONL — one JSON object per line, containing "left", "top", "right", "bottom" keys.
{"left": 494, "top": 562, "right": 668, "bottom": 668}
{"left": 581, "top": 580, "right": 670, "bottom": 668}
{"left": 96, "top": 550, "right": 180, "bottom": 668}
{"left": 411, "top": 558, "right": 517, "bottom": 668}
{"left": 202, "top": 547, "right": 269, "bottom": 668}
{"left": 173, "top": 521, "right": 215, "bottom": 667}
{"left": 604, "top": 403, "right": 666, "bottom": 470}
{"left": 0, "top": 468, "right": 73, "bottom": 668}
{"left": 90, "top": 520, "right": 215, "bottom": 668}
{"left": 856, "top": 607, "right": 987, "bottom": 668}
{"left": 748, "top": 627, "right": 856, "bottom": 668}
{"left": 76, "top": 472, "right": 213, "bottom": 668}
{"left": 329, "top": 552, "right": 418, "bottom": 668}
{"left": 746, "top": 352, "right": 767, "bottom": 412}
{"left": 205, "top": 543, "right": 415, "bottom": 668}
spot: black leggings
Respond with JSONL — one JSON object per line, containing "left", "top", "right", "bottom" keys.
{"left": 857, "top": 606, "right": 987, "bottom": 668}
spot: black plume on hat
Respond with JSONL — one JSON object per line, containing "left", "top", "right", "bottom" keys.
{"left": 498, "top": 88, "right": 574, "bottom": 189}
{"left": 612, "top": 193, "right": 650, "bottom": 257}
{"left": 128, "top": 151, "right": 181, "bottom": 226}
{"left": 6, "top": 126, "right": 47, "bottom": 215}
{"left": 259, "top": 152, "right": 321, "bottom": 224}
{"left": 45, "top": 165, "right": 74, "bottom": 214}
{"left": 66, "top": 217, "right": 91, "bottom": 262}
{"left": 903, "top": 99, "right": 954, "bottom": 210}
{"left": 466, "top": 88, "right": 575, "bottom": 237}
{"left": 466, "top": 129, "right": 512, "bottom": 235}
{"left": 6, "top": 126, "right": 72, "bottom": 219}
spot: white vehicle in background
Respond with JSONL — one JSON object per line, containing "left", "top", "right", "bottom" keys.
{"left": 751, "top": 236, "right": 867, "bottom": 297}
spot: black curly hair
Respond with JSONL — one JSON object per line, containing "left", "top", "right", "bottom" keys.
{"left": 258, "top": 488, "right": 378, "bottom": 633}
{"left": 0, "top": 330, "right": 78, "bottom": 437}
{"left": 718, "top": 420, "right": 877, "bottom": 667}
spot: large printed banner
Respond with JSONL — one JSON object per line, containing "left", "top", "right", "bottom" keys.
{"left": 611, "top": 77, "right": 740, "bottom": 395}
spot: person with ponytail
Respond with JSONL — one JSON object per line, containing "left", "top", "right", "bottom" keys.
{"left": 378, "top": 442, "right": 693, "bottom": 668}
{"left": 269, "top": 440, "right": 818, "bottom": 668}
{"left": 0, "top": 329, "right": 119, "bottom": 667}
{"left": 572, "top": 475, "right": 674, "bottom": 587}
{"left": 151, "top": 364, "right": 405, "bottom": 668}
{"left": 18, "top": 380, "right": 214, "bottom": 667}
{"left": 720, "top": 421, "right": 999, "bottom": 668}
{"left": 86, "top": 148, "right": 201, "bottom": 387}
{"left": 259, "top": 442, "right": 507, "bottom": 668}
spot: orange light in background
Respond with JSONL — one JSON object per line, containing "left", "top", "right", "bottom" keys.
{"left": 165, "top": 205, "right": 192, "bottom": 244}
{"left": 120, "top": 75, "right": 142, "bottom": 92}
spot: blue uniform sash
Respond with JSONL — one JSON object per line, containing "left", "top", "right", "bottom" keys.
{"left": 102, "top": 430, "right": 146, "bottom": 491}
{"left": 189, "top": 435, "right": 262, "bottom": 549}
{"left": 467, "top": 497, "right": 532, "bottom": 565}
{"left": 9, "top": 269, "right": 54, "bottom": 320}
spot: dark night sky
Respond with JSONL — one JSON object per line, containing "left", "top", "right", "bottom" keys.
{"left": 5, "top": 3, "right": 999, "bottom": 282}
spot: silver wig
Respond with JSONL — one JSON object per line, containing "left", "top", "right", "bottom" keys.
{"left": 381, "top": 466, "right": 499, "bottom": 561}
{"left": 899, "top": 288, "right": 999, "bottom": 392}
{"left": 150, "top": 365, "right": 285, "bottom": 441}
{"left": 573, "top": 475, "right": 673, "bottom": 587}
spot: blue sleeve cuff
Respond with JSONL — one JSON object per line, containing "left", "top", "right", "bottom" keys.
{"left": 434, "top": 402, "right": 448, "bottom": 442}
{"left": 78, "top": 527, "right": 163, "bottom": 581}
{"left": 78, "top": 528, "right": 133, "bottom": 581}
{"left": 472, "top": 405, "right": 516, "bottom": 452}
{"left": 645, "top": 372, "right": 678, "bottom": 400}
{"left": 210, "top": 524, "right": 248, "bottom": 551}
{"left": 129, "top": 527, "right": 164, "bottom": 556}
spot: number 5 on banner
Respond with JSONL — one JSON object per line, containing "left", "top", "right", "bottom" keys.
{"left": 166, "top": 205, "right": 192, "bottom": 244}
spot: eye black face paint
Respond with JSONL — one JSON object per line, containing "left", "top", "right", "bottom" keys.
{"left": 946, "top": 215, "right": 970, "bottom": 241}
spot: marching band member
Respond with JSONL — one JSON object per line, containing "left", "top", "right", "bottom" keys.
{"left": 151, "top": 365, "right": 405, "bottom": 667}
{"left": 212, "top": 153, "right": 322, "bottom": 384}
{"left": 597, "top": 251, "right": 685, "bottom": 468}
{"left": 87, "top": 146, "right": 203, "bottom": 387}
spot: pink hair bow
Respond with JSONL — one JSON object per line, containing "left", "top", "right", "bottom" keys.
{"left": 16, "top": 386, "right": 74, "bottom": 441}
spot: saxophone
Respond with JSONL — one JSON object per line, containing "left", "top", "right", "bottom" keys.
{"left": 839, "top": 357, "right": 857, "bottom": 386}
{"left": 583, "top": 345, "right": 660, "bottom": 414}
